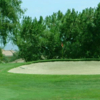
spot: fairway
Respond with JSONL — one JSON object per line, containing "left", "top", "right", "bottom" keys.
{"left": 9, "top": 61, "right": 100, "bottom": 75}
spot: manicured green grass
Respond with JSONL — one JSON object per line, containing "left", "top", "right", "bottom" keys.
{"left": 0, "top": 62, "right": 100, "bottom": 100}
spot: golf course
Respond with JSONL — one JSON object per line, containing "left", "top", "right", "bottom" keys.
{"left": 1, "top": 60, "right": 100, "bottom": 100}
{"left": 1, "top": 0, "right": 100, "bottom": 100}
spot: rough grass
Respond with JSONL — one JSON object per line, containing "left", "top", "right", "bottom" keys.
{"left": 0, "top": 62, "right": 100, "bottom": 100}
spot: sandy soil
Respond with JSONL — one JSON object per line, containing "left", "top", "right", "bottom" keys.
{"left": 11, "top": 59, "right": 25, "bottom": 63}
{"left": 8, "top": 61, "right": 100, "bottom": 75}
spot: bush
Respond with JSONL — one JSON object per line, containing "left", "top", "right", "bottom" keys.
{"left": 2, "top": 55, "right": 10, "bottom": 63}
{"left": 0, "top": 48, "right": 3, "bottom": 62}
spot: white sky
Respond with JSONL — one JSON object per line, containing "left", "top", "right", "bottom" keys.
{"left": 3, "top": 0, "right": 100, "bottom": 50}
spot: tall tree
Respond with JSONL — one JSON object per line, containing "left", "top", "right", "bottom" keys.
{"left": 13, "top": 3, "right": 100, "bottom": 61}
{"left": 0, "top": 0, "right": 24, "bottom": 45}
{"left": 14, "top": 16, "right": 46, "bottom": 61}
{"left": 91, "top": 3, "right": 100, "bottom": 57}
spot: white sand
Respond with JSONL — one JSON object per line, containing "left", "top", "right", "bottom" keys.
{"left": 8, "top": 61, "right": 100, "bottom": 75}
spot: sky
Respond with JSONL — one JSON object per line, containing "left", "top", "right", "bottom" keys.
{"left": 3, "top": 0, "right": 100, "bottom": 50}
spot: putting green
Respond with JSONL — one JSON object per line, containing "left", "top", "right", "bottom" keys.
{"left": 8, "top": 61, "right": 100, "bottom": 75}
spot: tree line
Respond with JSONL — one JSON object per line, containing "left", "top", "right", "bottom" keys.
{"left": 1, "top": 0, "right": 100, "bottom": 61}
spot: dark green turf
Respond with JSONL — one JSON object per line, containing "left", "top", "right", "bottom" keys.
{"left": 0, "top": 62, "right": 100, "bottom": 100}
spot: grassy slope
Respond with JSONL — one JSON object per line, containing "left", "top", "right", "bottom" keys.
{"left": 0, "top": 62, "right": 100, "bottom": 100}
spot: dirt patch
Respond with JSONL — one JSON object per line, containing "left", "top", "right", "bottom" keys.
{"left": 11, "top": 59, "right": 25, "bottom": 63}
{"left": 8, "top": 61, "right": 100, "bottom": 75}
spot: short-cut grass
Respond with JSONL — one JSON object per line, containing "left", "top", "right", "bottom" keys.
{"left": 0, "top": 61, "right": 100, "bottom": 100}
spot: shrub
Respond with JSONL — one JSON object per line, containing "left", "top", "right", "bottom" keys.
{"left": 0, "top": 48, "right": 3, "bottom": 62}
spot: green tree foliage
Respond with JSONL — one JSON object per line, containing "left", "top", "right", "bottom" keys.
{"left": 60, "top": 9, "right": 81, "bottom": 58}
{"left": 0, "top": 0, "right": 24, "bottom": 45}
{"left": 14, "top": 12, "right": 64, "bottom": 61}
{"left": 0, "top": 48, "right": 3, "bottom": 62}
{"left": 14, "top": 16, "right": 45, "bottom": 61}
{"left": 92, "top": 3, "right": 100, "bottom": 57}
{"left": 14, "top": 3, "right": 100, "bottom": 61}
{"left": 42, "top": 11, "right": 63, "bottom": 59}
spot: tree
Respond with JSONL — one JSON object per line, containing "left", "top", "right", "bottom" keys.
{"left": 87, "top": 3, "right": 100, "bottom": 57}
{"left": 14, "top": 16, "right": 46, "bottom": 61}
{"left": 0, "top": 0, "right": 24, "bottom": 45}
{"left": 13, "top": 3, "right": 100, "bottom": 61}
{"left": 60, "top": 7, "right": 96, "bottom": 58}
{"left": 60, "top": 9, "right": 81, "bottom": 58}
{"left": 42, "top": 11, "right": 64, "bottom": 59}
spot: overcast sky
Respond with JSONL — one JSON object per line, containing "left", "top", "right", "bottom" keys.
{"left": 3, "top": 0, "right": 100, "bottom": 50}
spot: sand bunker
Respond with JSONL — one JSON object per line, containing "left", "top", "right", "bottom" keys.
{"left": 8, "top": 61, "right": 100, "bottom": 75}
